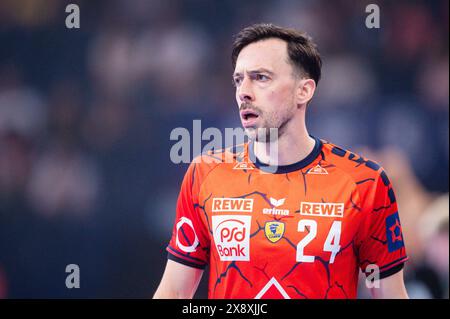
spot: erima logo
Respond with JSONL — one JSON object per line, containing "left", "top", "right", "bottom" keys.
{"left": 263, "top": 198, "right": 290, "bottom": 216}
{"left": 307, "top": 164, "right": 328, "bottom": 174}
{"left": 212, "top": 198, "right": 254, "bottom": 213}
{"left": 270, "top": 198, "right": 285, "bottom": 207}
{"left": 299, "top": 202, "right": 344, "bottom": 217}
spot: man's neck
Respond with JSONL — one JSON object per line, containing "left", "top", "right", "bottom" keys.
{"left": 253, "top": 130, "right": 316, "bottom": 166}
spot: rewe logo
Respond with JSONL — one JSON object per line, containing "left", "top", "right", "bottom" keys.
{"left": 212, "top": 215, "right": 251, "bottom": 261}
{"left": 263, "top": 198, "right": 290, "bottom": 216}
{"left": 212, "top": 198, "right": 253, "bottom": 213}
{"left": 299, "top": 202, "right": 344, "bottom": 218}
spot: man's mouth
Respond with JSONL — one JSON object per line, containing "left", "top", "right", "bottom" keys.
{"left": 240, "top": 109, "right": 260, "bottom": 127}
{"left": 240, "top": 109, "right": 259, "bottom": 120}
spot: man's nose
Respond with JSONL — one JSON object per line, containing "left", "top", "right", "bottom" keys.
{"left": 238, "top": 77, "right": 255, "bottom": 102}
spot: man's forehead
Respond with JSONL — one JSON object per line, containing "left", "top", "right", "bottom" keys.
{"left": 234, "top": 38, "right": 290, "bottom": 73}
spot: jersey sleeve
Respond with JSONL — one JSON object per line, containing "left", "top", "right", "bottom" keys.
{"left": 166, "top": 162, "right": 210, "bottom": 269}
{"left": 356, "top": 169, "right": 408, "bottom": 279}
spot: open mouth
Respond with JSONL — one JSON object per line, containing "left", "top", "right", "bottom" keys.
{"left": 240, "top": 109, "right": 259, "bottom": 121}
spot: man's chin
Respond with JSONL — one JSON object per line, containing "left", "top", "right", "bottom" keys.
{"left": 244, "top": 127, "right": 257, "bottom": 141}
{"left": 244, "top": 127, "right": 279, "bottom": 142}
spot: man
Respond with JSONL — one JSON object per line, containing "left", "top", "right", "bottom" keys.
{"left": 154, "top": 24, "right": 409, "bottom": 299}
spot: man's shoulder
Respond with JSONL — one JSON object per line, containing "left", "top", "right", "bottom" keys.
{"left": 189, "top": 143, "right": 249, "bottom": 175}
{"left": 320, "top": 139, "right": 387, "bottom": 183}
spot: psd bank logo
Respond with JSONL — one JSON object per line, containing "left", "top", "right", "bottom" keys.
{"left": 212, "top": 215, "right": 251, "bottom": 261}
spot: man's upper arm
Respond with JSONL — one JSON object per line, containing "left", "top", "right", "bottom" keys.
{"left": 153, "top": 260, "right": 204, "bottom": 299}
{"left": 370, "top": 269, "right": 409, "bottom": 299}
{"left": 357, "top": 168, "right": 408, "bottom": 280}
{"left": 157, "top": 160, "right": 212, "bottom": 299}
{"left": 166, "top": 161, "right": 210, "bottom": 269}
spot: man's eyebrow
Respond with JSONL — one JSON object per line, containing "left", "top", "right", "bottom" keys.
{"left": 248, "top": 68, "right": 274, "bottom": 75}
{"left": 233, "top": 68, "right": 274, "bottom": 77}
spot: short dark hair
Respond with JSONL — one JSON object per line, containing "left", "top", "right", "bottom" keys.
{"left": 231, "top": 23, "right": 322, "bottom": 84}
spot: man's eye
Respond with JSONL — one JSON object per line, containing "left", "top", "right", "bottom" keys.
{"left": 256, "top": 74, "right": 269, "bottom": 81}
{"left": 233, "top": 77, "right": 242, "bottom": 86}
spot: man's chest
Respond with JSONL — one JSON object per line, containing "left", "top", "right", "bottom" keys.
{"left": 198, "top": 170, "right": 363, "bottom": 263}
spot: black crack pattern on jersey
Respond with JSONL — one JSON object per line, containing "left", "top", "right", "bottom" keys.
{"left": 282, "top": 256, "right": 331, "bottom": 292}
{"left": 248, "top": 173, "right": 252, "bottom": 185}
{"left": 234, "top": 191, "right": 272, "bottom": 206}
{"left": 213, "top": 255, "right": 219, "bottom": 280}
{"left": 287, "top": 285, "right": 308, "bottom": 299}
{"left": 280, "top": 236, "right": 303, "bottom": 281}
{"left": 282, "top": 262, "right": 302, "bottom": 281}
{"left": 250, "top": 220, "right": 264, "bottom": 238}
{"left": 356, "top": 178, "right": 375, "bottom": 185}
{"left": 372, "top": 204, "right": 392, "bottom": 214}
{"left": 316, "top": 256, "right": 331, "bottom": 287}
{"left": 336, "top": 238, "right": 356, "bottom": 258}
{"left": 300, "top": 169, "right": 308, "bottom": 196}
{"left": 191, "top": 163, "right": 197, "bottom": 189}
{"left": 253, "top": 262, "right": 270, "bottom": 281}
{"left": 348, "top": 190, "right": 361, "bottom": 211}
{"left": 325, "top": 281, "right": 348, "bottom": 299}
{"left": 273, "top": 214, "right": 294, "bottom": 222}
{"left": 281, "top": 236, "right": 297, "bottom": 250}
{"left": 285, "top": 173, "right": 290, "bottom": 182}
{"left": 213, "top": 261, "right": 253, "bottom": 294}
{"left": 370, "top": 235, "right": 387, "bottom": 246}
{"left": 194, "top": 192, "right": 213, "bottom": 235}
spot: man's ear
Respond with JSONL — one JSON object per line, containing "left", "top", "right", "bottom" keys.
{"left": 296, "top": 78, "right": 316, "bottom": 107}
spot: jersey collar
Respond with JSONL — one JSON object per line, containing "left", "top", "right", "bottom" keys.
{"left": 248, "top": 135, "right": 322, "bottom": 174}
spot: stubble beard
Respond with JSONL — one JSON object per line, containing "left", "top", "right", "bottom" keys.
{"left": 245, "top": 108, "right": 294, "bottom": 143}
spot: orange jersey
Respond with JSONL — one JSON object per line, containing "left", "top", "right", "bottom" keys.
{"left": 167, "top": 137, "right": 408, "bottom": 299}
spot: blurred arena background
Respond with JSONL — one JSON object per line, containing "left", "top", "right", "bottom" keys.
{"left": 0, "top": 0, "right": 448, "bottom": 298}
